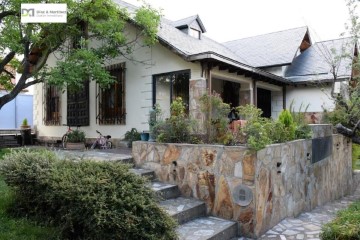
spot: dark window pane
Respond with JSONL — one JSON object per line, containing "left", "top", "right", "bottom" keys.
{"left": 67, "top": 81, "right": 89, "bottom": 126}
{"left": 154, "top": 70, "right": 190, "bottom": 117}
{"left": 97, "top": 63, "right": 126, "bottom": 125}
{"left": 44, "top": 84, "right": 61, "bottom": 125}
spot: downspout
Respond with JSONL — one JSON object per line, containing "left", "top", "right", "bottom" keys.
{"left": 283, "top": 85, "right": 286, "bottom": 110}
{"left": 252, "top": 79, "right": 257, "bottom": 106}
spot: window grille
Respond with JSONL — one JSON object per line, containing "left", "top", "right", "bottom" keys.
{"left": 67, "top": 81, "right": 89, "bottom": 126}
{"left": 96, "top": 63, "right": 126, "bottom": 125}
{"left": 43, "top": 83, "right": 61, "bottom": 125}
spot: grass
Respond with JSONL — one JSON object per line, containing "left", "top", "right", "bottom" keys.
{"left": 0, "top": 148, "right": 60, "bottom": 240}
{"left": 353, "top": 143, "right": 360, "bottom": 170}
{"left": 320, "top": 201, "right": 360, "bottom": 239}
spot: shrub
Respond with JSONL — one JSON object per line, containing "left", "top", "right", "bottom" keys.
{"left": 278, "top": 109, "right": 296, "bottom": 141}
{"left": 124, "top": 128, "right": 141, "bottom": 147}
{"left": 0, "top": 149, "right": 177, "bottom": 240}
{"left": 67, "top": 129, "right": 86, "bottom": 143}
{"left": 236, "top": 105, "right": 273, "bottom": 150}
{"left": 290, "top": 101, "right": 312, "bottom": 139}
{"left": 200, "top": 92, "right": 232, "bottom": 145}
{"left": 320, "top": 201, "right": 360, "bottom": 239}
{"left": 153, "top": 97, "right": 196, "bottom": 143}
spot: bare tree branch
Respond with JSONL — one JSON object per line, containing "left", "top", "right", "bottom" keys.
{"left": 336, "top": 122, "right": 360, "bottom": 144}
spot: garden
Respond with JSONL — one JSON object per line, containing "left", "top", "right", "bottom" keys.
{"left": 0, "top": 148, "right": 177, "bottom": 240}
{"left": 145, "top": 92, "right": 312, "bottom": 150}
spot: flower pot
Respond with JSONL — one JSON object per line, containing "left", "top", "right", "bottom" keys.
{"left": 65, "top": 142, "right": 85, "bottom": 150}
{"left": 140, "top": 132, "right": 150, "bottom": 141}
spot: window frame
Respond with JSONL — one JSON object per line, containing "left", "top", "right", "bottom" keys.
{"left": 96, "top": 63, "right": 126, "bottom": 125}
{"left": 43, "top": 82, "right": 62, "bottom": 126}
{"left": 152, "top": 69, "right": 190, "bottom": 109}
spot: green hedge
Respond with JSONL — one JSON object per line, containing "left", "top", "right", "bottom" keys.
{"left": 0, "top": 149, "right": 177, "bottom": 240}
{"left": 320, "top": 201, "right": 360, "bottom": 239}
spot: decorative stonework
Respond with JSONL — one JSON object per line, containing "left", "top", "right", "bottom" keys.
{"left": 132, "top": 125, "right": 353, "bottom": 238}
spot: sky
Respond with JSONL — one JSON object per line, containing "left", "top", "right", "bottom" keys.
{"left": 125, "top": 0, "right": 352, "bottom": 43}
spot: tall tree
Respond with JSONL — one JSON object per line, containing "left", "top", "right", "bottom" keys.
{"left": 0, "top": 0, "right": 160, "bottom": 109}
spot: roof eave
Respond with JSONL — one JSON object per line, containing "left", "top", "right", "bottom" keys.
{"left": 187, "top": 52, "right": 291, "bottom": 85}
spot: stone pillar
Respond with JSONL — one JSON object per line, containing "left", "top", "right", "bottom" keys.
{"left": 189, "top": 78, "right": 207, "bottom": 132}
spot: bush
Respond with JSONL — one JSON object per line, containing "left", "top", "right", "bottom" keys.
{"left": 0, "top": 149, "right": 177, "bottom": 240}
{"left": 67, "top": 129, "right": 86, "bottom": 143}
{"left": 153, "top": 97, "right": 196, "bottom": 143}
{"left": 200, "top": 92, "right": 232, "bottom": 145}
{"left": 320, "top": 201, "right": 360, "bottom": 239}
{"left": 278, "top": 109, "right": 296, "bottom": 141}
{"left": 124, "top": 128, "right": 141, "bottom": 147}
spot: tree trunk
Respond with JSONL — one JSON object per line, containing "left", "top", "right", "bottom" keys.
{"left": 335, "top": 123, "right": 360, "bottom": 144}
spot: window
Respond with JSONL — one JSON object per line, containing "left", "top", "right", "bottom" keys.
{"left": 189, "top": 28, "right": 201, "bottom": 39}
{"left": 153, "top": 70, "right": 190, "bottom": 117}
{"left": 67, "top": 81, "right": 89, "bottom": 126}
{"left": 43, "top": 83, "right": 61, "bottom": 125}
{"left": 96, "top": 63, "right": 126, "bottom": 125}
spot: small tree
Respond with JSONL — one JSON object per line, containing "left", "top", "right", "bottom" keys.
{"left": 324, "top": 0, "right": 360, "bottom": 143}
{"left": 0, "top": 0, "right": 160, "bottom": 109}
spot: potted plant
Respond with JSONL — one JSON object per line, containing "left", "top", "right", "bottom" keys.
{"left": 20, "top": 118, "right": 30, "bottom": 129}
{"left": 65, "top": 129, "right": 86, "bottom": 150}
{"left": 140, "top": 131, "right": 150, "bottom": 141}
{"left": 20, "top": 118, "right": 32, "bottom": 145}
{"left": 124, "top": 128, "right": 141, "bottom": 148}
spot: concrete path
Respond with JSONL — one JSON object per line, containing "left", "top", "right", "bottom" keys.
{"left": 237, "top": 183, "right": 360, "bottom": 240}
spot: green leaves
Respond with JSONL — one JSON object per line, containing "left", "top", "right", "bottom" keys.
{"left": 1, "top": 0, "right": 160, "bottom": 96}
{"left": 0, "top": 149, "right": 178, "bottom": 240}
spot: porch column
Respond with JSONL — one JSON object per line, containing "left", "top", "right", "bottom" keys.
{"left": 250, "top": 79, "right": 257, "bottom": 105}
{"left": 189, "top": 78, "right": 207, "bottom": 132}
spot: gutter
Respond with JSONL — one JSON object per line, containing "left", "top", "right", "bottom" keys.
{"left": 186, "top": 52, "right": 292, "bottom": 85}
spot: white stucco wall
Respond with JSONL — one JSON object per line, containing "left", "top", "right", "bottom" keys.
{"left": 286, "top": 85, "right": 335, "bottom": 112}
{"left": 33, "top": 25, "right": 202, "bottom": 141}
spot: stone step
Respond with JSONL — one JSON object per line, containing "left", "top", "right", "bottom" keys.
{"left": 130, "top": 168, "right": 156, "bottom": 180}
{"left": 177, "top": 216, "right": 238, "bottom": 240}
{"left": 160, "top": 197, "right": 206, "bottom": 224}
{"left": 151, "top": 181, "right": 181, "bottom": 200}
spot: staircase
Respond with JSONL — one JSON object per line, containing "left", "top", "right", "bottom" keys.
{"left": 0, "top": 134, "right": 20, "bottom": 148}
{"left": 130, "top": 168, "right": 238, "bottom": 240}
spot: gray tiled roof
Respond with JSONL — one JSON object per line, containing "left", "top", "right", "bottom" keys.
{"left": 223, "top": 27, "right": 309, "bottom": 68}
{"left": 171, "top": 15, "right": 206, "bottom": 33}
{"left": 285, "top": 38, "right": 355, "bottom": 83}
{"left": 113, "top": 0, "right": 291, "bottom": 84}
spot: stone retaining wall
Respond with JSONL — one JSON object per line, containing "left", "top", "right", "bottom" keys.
{"left": 132, "top": 126, "right": 353, "bottom": 238}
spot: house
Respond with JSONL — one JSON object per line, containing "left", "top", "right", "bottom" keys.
{"left": 33, "top": 0, "right": 357, "bottom": 144}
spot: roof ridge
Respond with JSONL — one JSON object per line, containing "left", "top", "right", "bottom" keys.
{"left": 314, "top": 36, "right": 353, "bottom": 44}
{"left": 223, "top": 26, "right": 308, "bottom": 44}
{"left": 173, "top": 14, "right": 199, "bottom": 22}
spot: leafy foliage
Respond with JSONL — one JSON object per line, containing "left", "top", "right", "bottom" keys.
{"left": 236, "top": 105, "right": 312, "bottom": 150}
{"left": 352, "top": 143, "right": 360, "bottom": 170}
{"left": 153, "top": 97, "right": 196, "bottom": 143}
{"left": 200, "top": 92, "right": 233, "bottom": 145}
{"left": 0, "top": 151, "right": 60, "bottom": 240}
{"left": 320, "top": 201, "right": 360, "bottom": 239}
{"left": 66, "top": 129, "right": 85, "bottom": 143}
{"left": 290, "top": 102, "right": 312, "bottom": 140}
{"left": 124, "top": 128, "right": 141, "bottom": 147}
{"left": 0, "top": 149, "right": 177, "bottom": 240}
{"left": 0, "top": 0, "right": 161, "bottom": 109}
